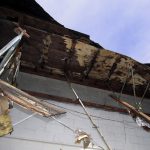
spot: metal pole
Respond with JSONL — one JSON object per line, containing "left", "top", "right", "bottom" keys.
{"left": 118, "top": 67, "right": 131, "bottom": 99}
{"left": 50, "top": 116, "right": 75, "bottom": 132}
{"left": 67, "top": 79, "right": 111, "bottom": 150}
{"left": 0, "top": 33, "right": 23, "bottom": 56}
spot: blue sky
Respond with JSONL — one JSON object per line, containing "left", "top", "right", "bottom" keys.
{"left": 36, "top": 0, "right": 150, "bottom": 63}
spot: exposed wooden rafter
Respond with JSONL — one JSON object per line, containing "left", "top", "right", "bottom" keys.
{"left": 109, "top": 94, "right": 150, "bottom": 124}
{"left": 23, "top": 89, "right": 129, "bottom": 114}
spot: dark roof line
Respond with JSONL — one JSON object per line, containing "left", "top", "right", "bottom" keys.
{"left": 0, "top": 0, "right": 62, "bottom": 26}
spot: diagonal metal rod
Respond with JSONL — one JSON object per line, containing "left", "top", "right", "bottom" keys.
{"left": 0, "top": 33, "right": 23, "bottom": 57}
{"left": 50, "top": 116, "right": 75, "bottom": 132}
{"left": 130, "top": 68, "right": 138, "bottom": 108}
{"left": 65, "top": 75, "right": 111, "bottom": 150}
{"left": 118, "top": 68, "right": 131, "bottom": 99}
{"left": 0, "top": 28, "right": 29, "bottom": 76}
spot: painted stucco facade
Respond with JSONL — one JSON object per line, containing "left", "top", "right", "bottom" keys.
{"left": 0, "top": 72, "right": 150, "bottom": 150}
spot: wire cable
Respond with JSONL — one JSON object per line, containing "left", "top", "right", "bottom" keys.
{"left": 65, "top": 74, "right": 111, "bottom": 150}
{"left": 130, "top": 68, "right": 138, "bottom": 108}
{"left": 138, "top": 82, "right": 150, "bottom": 111}
{"left": 13, "top": 113, "right": 37, "bottom": 126}
{"left": 118, "top": 67, "right": 131, "bottom": 99}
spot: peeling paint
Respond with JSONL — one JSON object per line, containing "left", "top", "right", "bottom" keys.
{"left": 110, "top": 57, "right": 135, "bottom": 82}
{"left": 63, "top": 37, "right": 72, "bottom": 50}
{"left": 129, "top": 74, "right": 146, "bottom": 85}
{"left": 89, "top": 49, "right": 118, "bottom": 79}
{"left": 42, "top": 35, "right": 52, "bottom": 64}
{"left": 74, "top": 41, "right": 98, "bottom": 67}
{"left": 1, "top": 7, "right": 150, "bottom": 97}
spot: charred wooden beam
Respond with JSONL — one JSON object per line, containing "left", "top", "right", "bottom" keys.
{"left": 24, "top": 89, "right": 128, "bottom": 114}
{"left": 0, "top": 79, "right": 65, "bottom": 117}
{"left": 109, "top": 94, "right": 150, "bottom": 124}
{"left": 20, "top": 64, "right": 150, "bottom": 99}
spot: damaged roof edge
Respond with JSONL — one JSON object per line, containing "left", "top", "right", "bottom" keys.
{"left": 0, "top": 0, "right": 62, "bottom": 26}
{"left": 0, "top": 0, "right": 98, "bottom": 44}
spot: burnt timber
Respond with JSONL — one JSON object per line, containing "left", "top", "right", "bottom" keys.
{"left": 0, "top": 79, "right": 65, "bottom": 117}
{"left": 0, "top": 0, "right": 150, "bottom": 101}
{"left": 110, "top": 94, "right": 150, "bottom": 124}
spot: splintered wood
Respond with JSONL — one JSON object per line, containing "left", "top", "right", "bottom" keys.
{"left": 0, "top": 79, "right": 65, "bottom": 117}
{"left": 110, "top": 94, "right": 150, "bottom": 124}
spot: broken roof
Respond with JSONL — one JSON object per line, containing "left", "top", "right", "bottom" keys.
{"left": 0, "top": 0, "right": 62, "bottom": 25}
{"left": 0, "top": 0, "right": 150, "bottom": 99}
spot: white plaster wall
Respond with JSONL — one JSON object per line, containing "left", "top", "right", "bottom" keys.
{"left": 0, "top": 100, "right": 150, "bottom": 150}
{"left": 17, "top": 72, "right": 150, "bottom": 113}
{"left": 0, "top": 72, "right": 150, "bottom": 150}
